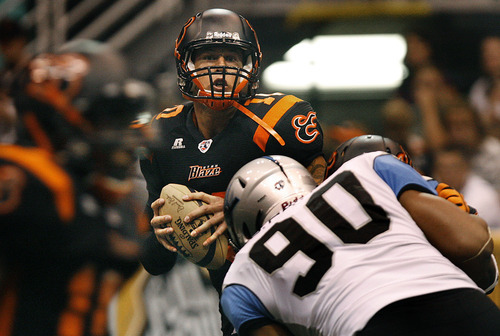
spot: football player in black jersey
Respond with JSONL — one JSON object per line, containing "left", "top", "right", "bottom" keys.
{"left": 0, "top": 43, "right": 153, "bottom": 336}
{"left": 137, "top": 8, "right": 326, "bottom": 336}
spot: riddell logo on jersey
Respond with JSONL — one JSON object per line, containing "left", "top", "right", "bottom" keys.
{"left": 188, "top": 164, "right": 221, "bottom": 180}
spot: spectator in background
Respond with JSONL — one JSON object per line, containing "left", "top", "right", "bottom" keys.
{"left": 391, "top": 64, "right": 464, "bottom": 175}
{"left": 412, "top": 64, "right": 463, "bottom": 113}
{"left": 443, "top": 103, "right": 500, "bottom": 194}
{"left": 485, "top": 80, "right": 500, "bottom": 138}
{"left": 0, "top": 18, "right": 31, "bottom": 96}
{"left": 397, "top": 26, "right": 439, "bottom": 104}
{"left": 421, "top": 97, "right": 500, "bottom": 195}
{"left": 469, "top": 35, "right": 500, "bottom": 133}
{"left": 432, "top": 145, "right": 500, "bottom": 230}
{"left": 380, "top": 97, "right": 427, "bottom": 173}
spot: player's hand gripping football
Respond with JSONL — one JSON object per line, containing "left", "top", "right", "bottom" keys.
{"left": 435, "top": 182, "right": 478, "bottom": 215}
{"left": 182, "top": 191, "right": 226, "bottom": 245}
{"left": 150, "top": 192, "right": 226, "bottom": 252}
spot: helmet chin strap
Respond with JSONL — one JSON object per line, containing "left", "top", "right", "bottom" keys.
{"left": 188, "top": 87, "right": 235, "bottom": 110}
{"left": 191, "top": 76, "right": 249, "bottom": 110}
{"left": 198, "top": 95, "right": 235, "bottom": 110}
{"left": 186, "top": 72, "right": 286, "bottom": 145}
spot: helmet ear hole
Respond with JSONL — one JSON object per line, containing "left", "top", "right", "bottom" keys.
{"left": 237, "top": 177, "right": 246, "bottom": 188}
{"left": 242, "top": 222, "right": 252, "bottom": 241}
{"left": 255, "top": 210, "right": 264, "bottom": 232}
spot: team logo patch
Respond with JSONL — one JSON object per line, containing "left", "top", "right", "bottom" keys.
{"left": 292, "top": 111, "right": 320, "bottom": 143}
{"left": 198, "top": 139, "right": 213, "bottom": 153}
{"left": 171, "top": 138, "right": 185, "bottom": 149}
{"left": 188, "top": 164, "right": 221, "bottom": 180}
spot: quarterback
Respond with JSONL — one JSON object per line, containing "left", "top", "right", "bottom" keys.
{"left": 137, "top": 8, "right": 325, "bottom": 336}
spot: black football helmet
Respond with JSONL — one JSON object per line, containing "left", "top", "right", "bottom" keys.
{"left": 326, "top": 135, "right": 413, "bottom": 177}
{"left": 15, "top": 42, "right": 156, "bottom": 203}
{"left": 174, "top": 8, "right": 262, "bottom": 110}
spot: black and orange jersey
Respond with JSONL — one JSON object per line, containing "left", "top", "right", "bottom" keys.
{"left": 138, "top": 93, "right": 324, "bottom": 336}
{"left": 0, "top": 145, "right": 144, "bottom": 336}
{"left": 140, "top": 93, "right": 324, "bottom": 211}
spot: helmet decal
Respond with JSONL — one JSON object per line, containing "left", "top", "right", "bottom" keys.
{"left": 292, "top": 111, "right": 320, "bottom": 144}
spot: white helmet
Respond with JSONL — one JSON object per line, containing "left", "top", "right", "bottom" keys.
{"left": 224, "top": 155, "right": 317, "bottom": 249}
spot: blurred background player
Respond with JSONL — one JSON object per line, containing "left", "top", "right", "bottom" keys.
{"left": 136, "top": 8, "right": 325, "bottom": 336}
{"left": 13, "top": 39, "right": 130, "bottom": 153}
{"left": 222, "top": 151, "right": 499, "bottom": 336}
{"left": 0, "top": 42, "right": 152, "bottom": 336}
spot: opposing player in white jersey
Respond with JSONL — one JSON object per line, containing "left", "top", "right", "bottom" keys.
{"left": 221, "top": 142, "right": 499, "bottom": 335}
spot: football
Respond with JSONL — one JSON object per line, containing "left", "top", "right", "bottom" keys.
{"left": 159, "top": 183, "right": 228, "bottom": 269}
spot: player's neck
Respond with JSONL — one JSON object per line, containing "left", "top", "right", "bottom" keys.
{"left": 193, "top": 102, "right": 236, "bottom": 139}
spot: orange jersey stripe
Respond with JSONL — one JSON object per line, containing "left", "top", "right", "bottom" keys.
{"left": 251, "top": 95, "right": 302, "bottom": 151}
{"left": 234, "top": 102, "right": 286, "bottom": 151}
{"left": 155, "top": 105, "right": 184, "bottom": 119}
{"left": 0, "top": 145, "right": 75, "bottom": 222}
{"left": 58, "top": 265, "right": 97, "bottom": 336}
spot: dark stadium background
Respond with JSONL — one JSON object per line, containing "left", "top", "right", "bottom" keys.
{"left": 3, "top": 0, "right": 500, "bottom": 134}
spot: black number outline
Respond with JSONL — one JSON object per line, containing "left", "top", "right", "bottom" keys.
{"left": 249, "top": 171, "right": 390, "bottom": 297}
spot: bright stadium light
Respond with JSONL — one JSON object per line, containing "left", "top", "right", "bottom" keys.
{"left": 263, "top": 34, "right": 407, "bottom": 92}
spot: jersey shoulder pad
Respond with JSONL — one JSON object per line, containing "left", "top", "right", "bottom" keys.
{"left": 152, "top": 104, "right": 190, "bottom": 123}
{"left": 243, "top": 93, "right": 305, "bottom": 119}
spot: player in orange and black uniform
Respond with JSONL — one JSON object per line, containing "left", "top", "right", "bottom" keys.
{"left": 137, "top": 9, "right": 325, "bottom": 336}
{"left": 0, "top": 46, "right": 151, "bottom": 336}
{"left": 141, "top": 93, "right": 323, "bottom": 208}
{"left": 13, "top": 38, "right": 129, "bottom": 154}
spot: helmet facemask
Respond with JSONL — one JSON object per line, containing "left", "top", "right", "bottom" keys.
{"left": 178, "top": 44, "right": 259, "bottom": 110}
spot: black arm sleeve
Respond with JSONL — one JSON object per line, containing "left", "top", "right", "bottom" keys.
{"left": 139, "top": 232, "right": 177, "bottom": 275}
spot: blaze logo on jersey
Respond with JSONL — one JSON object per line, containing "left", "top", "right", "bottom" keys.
{"left": 188, "top": 165, "right": 221, "bottom": 180}
{"left": 292, "top": 111, "right": 320, "bottom": 144}
{"left": 198, "top": 140, "right": 213, "bottom": 153}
